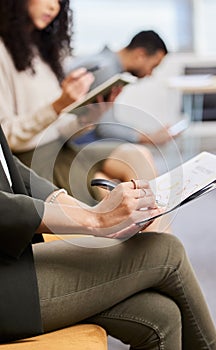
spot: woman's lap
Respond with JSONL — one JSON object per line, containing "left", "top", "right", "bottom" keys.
{"left": 33, "top": 233, "right": 179, "bottom": 326}
{"left": 33, "top": 232, "right": 216, "bottom": 349}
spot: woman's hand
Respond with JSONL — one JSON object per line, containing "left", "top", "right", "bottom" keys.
{"left": 52, "top": 68, "right": 95, "bottom": 114}
{"left": 38, "top": 179, "right": 163, "bottom": 238}
{"left": 91, "top": 179, "right": 163, "bottom": 239}
{"left": 106, "top": 85, "right": 123, "bottom": 103}
{"left": 77, "top": 85, "right": 123, "bottom": 127}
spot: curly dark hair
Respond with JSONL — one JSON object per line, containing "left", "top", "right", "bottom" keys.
{"left": 0, "top": 0, "right": 73, "bottom": 81}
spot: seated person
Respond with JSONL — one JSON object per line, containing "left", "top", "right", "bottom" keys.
{"left": 0, "top": 0, "right": 159, "bottom": 205}
{"left": 0, "top": 124, "right": 216, "bottom": 349}
{"left": 66, "top": 30, "right": 175, "bottom": 146}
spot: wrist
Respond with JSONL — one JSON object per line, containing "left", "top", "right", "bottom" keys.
{"left": 47, "top": 189, "right": 68, "bottom": 204}
{"left": 53, "top": 92, "right": 79, "bottom": 114}
{"left": 52, "top": 97, "right": 72, "bottom": 115}
{"left": 52, "top": 99, "right": 65, "bottom": 115}
{"left": 85, "top": 206, "right": 105, "bottom": 235}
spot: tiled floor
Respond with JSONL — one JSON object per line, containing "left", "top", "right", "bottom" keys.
{"left": 108, "top": 132, "right": 216, "bottom": 349}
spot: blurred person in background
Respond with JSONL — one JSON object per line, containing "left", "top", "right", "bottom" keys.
{"left": 66, "top": 30, "right": 176, "bottom": 147}
{"left": 0, "top": 0, "right": 159, "bottom": 205}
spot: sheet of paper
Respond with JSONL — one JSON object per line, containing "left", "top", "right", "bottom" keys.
{"left": 149, "top": 152, "right": 216, "bottom": 211}
{"left": 136, "top": 152, "right": 216, "bottom": 226}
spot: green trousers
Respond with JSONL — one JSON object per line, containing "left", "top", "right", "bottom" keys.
{"left": 33, "top": 232, "right": 216, "bottom": 350}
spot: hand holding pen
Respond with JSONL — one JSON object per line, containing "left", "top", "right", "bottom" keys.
{"left": 53, "top": 67, "right": 95, "bottom": 114}
{"left": 91, "top": 178, "right": 164, "bottom": 237}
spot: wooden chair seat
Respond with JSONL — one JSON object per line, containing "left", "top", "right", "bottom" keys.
{"left": 3, "top": 324, "right": 108, "bottom": 350}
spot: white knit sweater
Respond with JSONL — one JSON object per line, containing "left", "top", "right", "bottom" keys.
{"left": 0, "top": 40, "right": 79, "bottom": 152}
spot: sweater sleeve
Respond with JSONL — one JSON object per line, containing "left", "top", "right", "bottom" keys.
{"left": 0, "top": 78, "right": 59, "bottom": 151}
{"left": 0, "top": 41, "right": 60, "bottom": 150}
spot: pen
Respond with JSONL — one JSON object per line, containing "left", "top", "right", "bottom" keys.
{"left": 73, "top": 65, "right": 100, "bottom": 79}
{"left": 91, "top": 179, "right": 167, "bottom": 207}
{"left": 87, "top": 65, "right": 100, "bottom": 73}
{"left": 91, "top": 178, "right": 117, "bottom": 191}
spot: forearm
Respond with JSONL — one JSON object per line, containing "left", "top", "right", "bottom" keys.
{"left": 37, "top": 195, "right": 98, "bottom": 235}
{"left": 37, "top": 180, "right": 162, "bottom": 239}
{"left": 37, "top": 191, "right": 132, "bottom": 237}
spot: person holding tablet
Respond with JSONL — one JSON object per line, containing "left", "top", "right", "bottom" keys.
{"left": 0, "top": 0, "right": 158, "bottom": 205}
{"left": 67, "top": 30, "right": 178, "bottom": 146}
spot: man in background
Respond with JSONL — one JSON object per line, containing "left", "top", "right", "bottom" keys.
{"left": 65, "top": 30, "right": 173, "bottom": 146}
